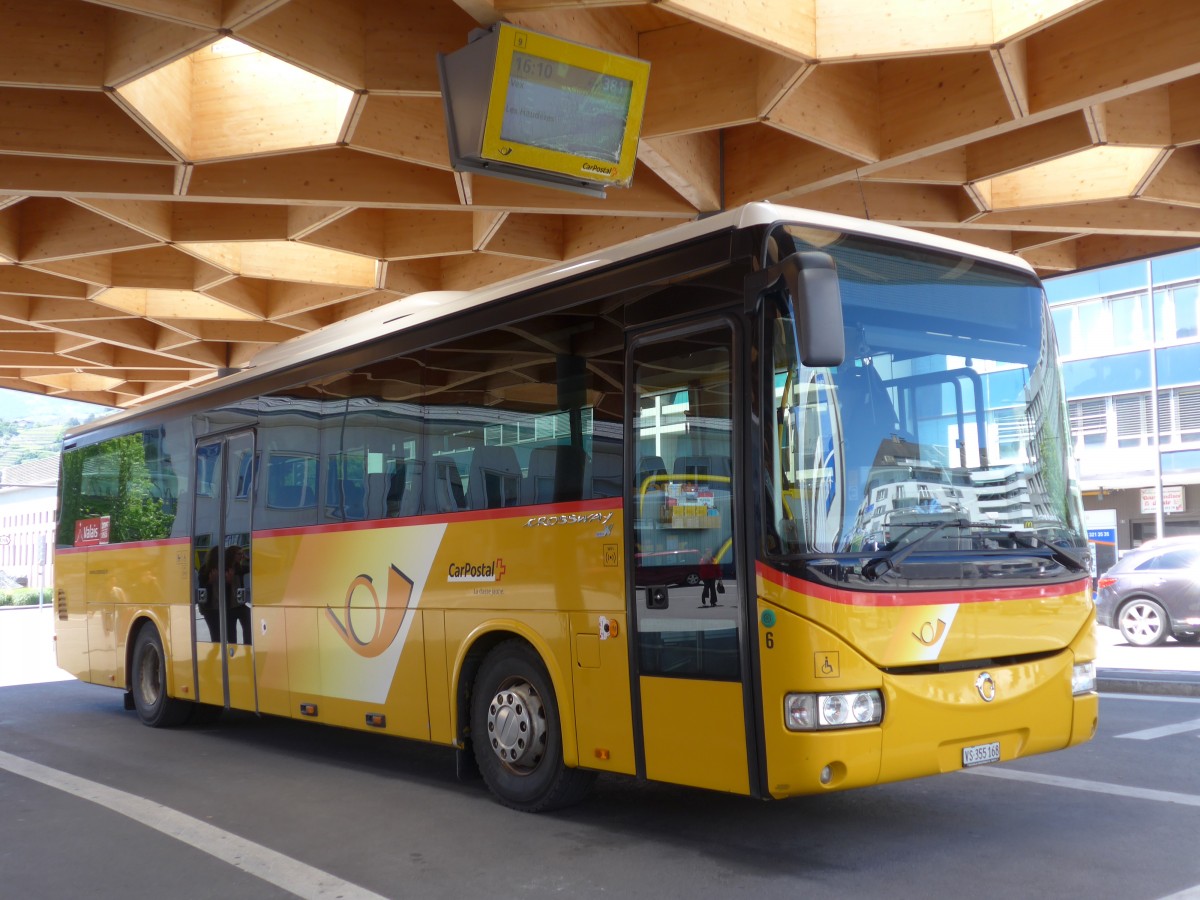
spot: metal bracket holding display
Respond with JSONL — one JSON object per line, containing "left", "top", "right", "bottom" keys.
{"left": 438, "top": 24, "right": 650, "bottom": 198}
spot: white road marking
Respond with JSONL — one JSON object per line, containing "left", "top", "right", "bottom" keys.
{"left": 964, "top": 765, "right": 1200, "bottom": 808}
{"left": 0, "top": 750, "right": 388, "bottom": 900}
{"left": 1116, "top": 717, "right": 1200, "bottom": 740}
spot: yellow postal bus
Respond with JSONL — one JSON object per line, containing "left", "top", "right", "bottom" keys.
{"left": 54, "top": 203, "right": 1097, "bottom": 810}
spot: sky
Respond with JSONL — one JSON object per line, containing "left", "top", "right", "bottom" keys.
{"left": 0, "top": 388, "right": 115, "bottom": 424}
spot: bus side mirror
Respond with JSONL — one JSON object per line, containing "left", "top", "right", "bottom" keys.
{"left": 748, "top": 251, "right": 845, "bottom": 367}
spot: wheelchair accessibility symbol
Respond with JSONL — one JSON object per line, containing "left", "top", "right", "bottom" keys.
{"left": 814, "top": 652, "right": 839, "bottom": 678}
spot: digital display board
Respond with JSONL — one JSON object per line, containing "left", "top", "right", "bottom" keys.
{"left": 439, "top": 24, "right": 650, "bottom": 196}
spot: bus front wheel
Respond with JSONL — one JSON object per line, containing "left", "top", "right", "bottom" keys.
{"left": 130, "top": 625, "right": 192, "bottom": 727}
{"left": 470, "top": 640, "right": 594, "bottom": 812}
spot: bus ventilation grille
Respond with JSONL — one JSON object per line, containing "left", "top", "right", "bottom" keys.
{"left": 56, "top": 589, "right": 68, "bottom": 621}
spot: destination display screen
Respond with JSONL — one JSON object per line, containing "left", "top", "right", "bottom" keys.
{"left": 499, "top": 52, "right": 634, "bottom": 164}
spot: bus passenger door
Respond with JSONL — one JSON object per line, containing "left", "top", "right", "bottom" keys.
{"left": 192, "top": 431, "right": 257, "bottom": 712}
{"left": 627, "top": 321, "right": 752, "bottom": 795}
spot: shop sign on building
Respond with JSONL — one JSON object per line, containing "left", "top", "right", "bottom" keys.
{"left": 1140, "top": 485, "right": 1185, "bottom": 514}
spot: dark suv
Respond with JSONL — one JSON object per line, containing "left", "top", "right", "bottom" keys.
{"left": 1095, "top": 540, "right": 1200, "bottom": 647}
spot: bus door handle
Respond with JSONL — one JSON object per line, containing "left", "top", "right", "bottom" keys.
{"left": 197, "top": 587, "right": 208, "bottom": 607}
{"left": 646, "top": 585, "right": 669, "bottom": 610}
{"left": 235, "top": 587, "right": 248, "bottom": 606}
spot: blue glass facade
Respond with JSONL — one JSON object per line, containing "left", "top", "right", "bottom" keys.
{"left": 1047, "top": 247, "right": 1200, "bottom": 549}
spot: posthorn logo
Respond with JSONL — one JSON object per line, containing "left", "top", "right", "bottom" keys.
{"left": 447, "top": 559, "right": 506, "bottom": 583}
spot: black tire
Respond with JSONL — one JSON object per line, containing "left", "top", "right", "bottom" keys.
{"left": 470, "top": 640, "right": 594, "bottom": 812}
{"left": 1117, "top": 597, "right": 1170, "bottom": 647}
{"left": 130, "top": 626, "right": 193, "bottom": 727}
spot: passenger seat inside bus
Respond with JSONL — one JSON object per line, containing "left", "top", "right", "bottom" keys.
{"left": 469, "top": 444, "right": 522, "bottom": 509}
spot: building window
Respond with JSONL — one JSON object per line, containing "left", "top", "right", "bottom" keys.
{"left": 1154, "top": 282, "right": 1200, "bottom": 341}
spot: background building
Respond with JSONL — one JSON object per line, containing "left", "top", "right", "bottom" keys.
{"left": 0, "top": 457, "right": 58, "bottom": 593}
{"left": 1047, "top": 247, "right": 1200, "bottom": 568}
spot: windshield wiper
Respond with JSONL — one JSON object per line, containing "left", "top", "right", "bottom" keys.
{"left": 1003, "top": 530, "right": 1089, "bottom": 574}
{"left": 860, "top": 517, "right": 969, "bottom": 581}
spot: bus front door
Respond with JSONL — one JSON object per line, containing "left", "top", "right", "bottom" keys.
{"left": 192, "top": 431, "right": 257, "bottom": 712}
{"left": 628, "top": 321, "right": 752, "bottom": 795}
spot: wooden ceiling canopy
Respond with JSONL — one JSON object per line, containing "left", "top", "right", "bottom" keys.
{"left": 1, "top": 0, "right": 1198, "bottom": 408}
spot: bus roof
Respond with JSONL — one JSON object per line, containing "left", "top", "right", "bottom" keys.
{"left": 65, "top": 202, "right": 1036, "bottom": 440}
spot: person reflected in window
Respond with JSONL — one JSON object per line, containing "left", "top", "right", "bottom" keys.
{"left": 700, "top": 549, "right": 720, "bottom": 607}
{"left": 197, "top": 547, "right": 222, "bottom": 642}
{"left": 224, "top": 544, "right": 252, "bottom": 645}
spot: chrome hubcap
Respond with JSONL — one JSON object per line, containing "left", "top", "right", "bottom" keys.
{"left": 139, "top": 645, "right": 161, "bottom": 706}
{"left": 1122, "top": 602, "right": 1163, "bottom": 642}
{"left": 486, "top": 681, "right": 547, "bottom": 772}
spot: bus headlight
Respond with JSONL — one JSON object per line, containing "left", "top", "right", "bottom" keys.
{"left": 785, "top": 690, "right": 883, "bottom": 731}
{"left": 1072, "top": 662, "right": 1096, "bottom": 695}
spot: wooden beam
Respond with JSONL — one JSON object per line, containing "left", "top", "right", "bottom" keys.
{"left": 0, "top": 154, "right": 177, "bottom": 198}
{"left": 562, "top": 216, "right": 677, "bottom": 259}
{"left": 24, "top": 255, "right": 113, "bottom": 287}
{"left": 104, "top": 7, "right": 213, "bottom": 87}
{"left": 266, "top": 281, "right": 369, "bottom": 318}
{"left": 661, "top": 0, "right": 817, "bottom": 61}
{"left": 865, "top": 148, "right": 966, "bottom": 184}
{"left": 287, "top": 205, "right": 352, "bottom": 239}
{"left": 637, "top": 132, "right": 722, "bottom": 212}
{"left": 1141, "top": 147, "right": 1200, "bottom": 208}
{"left": 0, "top": 266, "right": 92, "bottom": 299}
{"left": 0, "top": 0, "right": 108, "bottom": 89}
{"left": 814, "top": 0, "right": 993, "bottom": 60}
{"left": 991, "top": 40, "right": 1029, "bottom": 118}
{"left": 363, "top": 0, "right": 480, "bottom": 94}
{"left": 767, "top": 61, "right": 880, "bottom": 162}
{"left": 235, "top": 0, "right": 366, "bottom": 90}
{"left": 880, "top": 51, "right": 1015, "bottom": 159}
{"left": 199, "top": 277, "right": 269, "bottom": 319}
{"left": 348, "top": 95, "right": 451, "bottom": 168}
{"left": 724, "top": 124, "right": 860, "bottom": 207}
{"left": 1170, "top": 75, "right": 1200, "bottom": 146}
{"left": 1026, "top": 0, "right": 1200, "bottom": 114}
{"left": 71, "top": 197, "right": 174, "bottom": 242}
{"left": 469, "top": 161, "right": 699, "bottom": 216}
{"left": 108, "top": 246, "right": 208, "bottom": 289}
{"left": 0, "top": 87, "right": 175, "bottom": 162}
{"left": 790, "top": 181, "right": 967, "bottom": 225}
{"left": 485, "top": 214, "right": 564, "bottom": 261}
{"left": 0, "top": 204, "right": 16, "bottom": 261}
{"left": 185, "top": 148, "right": 461, "bottom": 205}
{"left": 440, "top": 253, "right": 545, "bottom": 292}
{"left": 17, "top": 197, "right": 158, "bottom": 262}
{"left": 88, "top": 0, "right": 223, "bottom": 28}
{"left": 1102, "top": 87, "right": 1173, "bottom": 146}
{"left": 171, "top": 203, "right": 291, "bottom": 242}
{"left": 965, "top": 111, "right": 1094, "bottom": 181}
{"left": 297, "top": 208, "right": 385, "bottom": 258}
{"left": 380, "top": 259, "right": 442, "bottom": 295}
{"left": 383, "top": 210, "right": 476, "bottom": 259}
{"left": 977, "top": 199, "right": 1200, "bottom": 236}
{"left": 639, "top": 22, "right": 761, "bottom": 137}
{"left": 1073, "top": 233, "right": 1200, "bottom": 270}
{"left": 112, "top": 52, "right": 193, "bottom": 158}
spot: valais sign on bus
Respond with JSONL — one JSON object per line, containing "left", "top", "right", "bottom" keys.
{"left": 74, "top": 516, "right": 110, "bottom": 547}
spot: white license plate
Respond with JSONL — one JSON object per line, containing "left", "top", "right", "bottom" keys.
{"left": 962, "top": 741, "right": 1001, "bottom": 768}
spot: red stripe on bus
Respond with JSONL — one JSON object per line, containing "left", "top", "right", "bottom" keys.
{"left": 58, "top": 536, "right": 191, "bottom": 555}
{"left": 756, "top": 561, "right": 1088, "bottom": 607}
{"left": 253, "top": 497, "right": 621, "bottom": 540}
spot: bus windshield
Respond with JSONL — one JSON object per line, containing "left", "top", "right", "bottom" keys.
{"left": 766, "top": 225, "right": 1087, "bottom": 588}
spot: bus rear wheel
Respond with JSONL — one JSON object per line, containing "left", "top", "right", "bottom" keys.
{"left": 130, "top": 625, "right": 192, "bottom": 727}
{"left": 470, "top": 640, "right": 594, "bottom": 812}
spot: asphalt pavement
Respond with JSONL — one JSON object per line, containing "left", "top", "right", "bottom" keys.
{"left": 2, "top": 605, "right": 1198, "bottom": 695}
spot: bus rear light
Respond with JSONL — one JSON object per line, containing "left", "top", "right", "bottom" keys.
{"left": 785, "top": 690, "right": 883, "bottom": 731}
